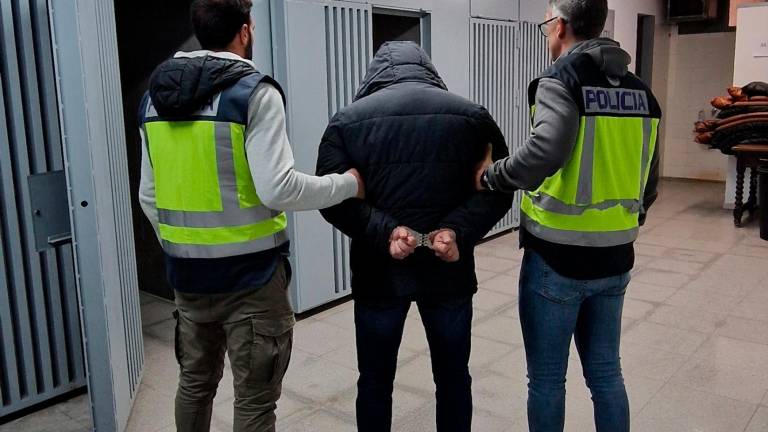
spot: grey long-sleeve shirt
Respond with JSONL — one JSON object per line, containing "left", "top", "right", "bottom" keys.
{"left": 485, "top": 78, "right": 580, "bottom": 192}
{"left": 139, "top": 78, "right": 358, "bottom": 236}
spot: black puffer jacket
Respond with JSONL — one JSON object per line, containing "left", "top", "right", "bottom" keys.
{"left": 316, "top": 42, "right": 512, "bottom": 302}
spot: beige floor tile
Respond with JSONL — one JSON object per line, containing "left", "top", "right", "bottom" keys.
{"left": 125, "top": 382, "right": 175, "bottom": 432}
{"left": 666, "top": 248, "right": 719, "bottom": 263}
{"left": 396, "top": 403, "right": 516, "bottom": 432}
{"left": 477, "top": 242, "right": 525, "bottom": 261}
{"left": 622, "top": 321, "right": 708, "bottom": 356}
{"left": 730, "top": 295, "right": 768, "bottom": 323}
{"left": 54, "top": 394, "right": 91, "bottom": 424}
{"left": 475, "top": 255, "right": 518, "bottom": 273}
{"left": 645, "top": 304, "right": 728, "bottom": 334}
{"left": 472, "top": 373, "right": 528, "bottom": 421}
{"left": 645, "top": 257, "right": 706, "bottom": 276}
{"left": 487, "top": 346, "right": 528, "bottom": 381}
{"left": 745, "top": 406, "right": 768, "bottom": 432}
{"left": 669, "top": 356, "right": 768, "bottom": 404}
{"left": 474, "top": 288, "right": 517, "bottom": 312}
{"left": 716, "top": 316, "right": 768, "bottom": 345}
{"left": 281, "top": 349, "right": 357, "bottom": 402}
{"left": 664, "top": 287, "right": 741, "bottom": 314}
{"left": 395, "top": 354, "right": 435, "bottom": 394}
{"left": 632, "top": 269, "right": 691, "bottom": 289}
{"left": 280, "top": 409, "right": 356, "bottom": 432}
{"left": 321, "top": 341, "right": 358, "bottom": 371}
{"left": 632, "top": 383, "right": 756, "bottom": 432}
{"left": 476, "top": 269, "right": 501, "bottom": 283}
{"left": 634, "top": 243, "right": 669, "bottom": 257}
{"left": 762, "top": 390, "right": 768, "bottom": 406}
{"left": 635, "top": 233, "right": 684, "bottom": 249}
{"left": 693, "top": 336, "right": 768, "bottom": 372}
{"left": 470, "top": 335, "right": 515, "bottom": 368}
{"left": 625, "top": 281, "right": 680, "bottom": 303}
{"left": 401, "top": 315, "right": 430, "bottom": 352}
{"left": 473, "top": 315, "right": 524, "bottom": 346}
{"left": 625, "top": 375, "right": 667, "bottom": 416}
{"left": 292, "top": 319, "right": 354, "bottom": 357}
{"left": 141, "top": 336, "right": 180, "bottom": 397}
{"left": 728, "top": 243, "right": 768, "bottom": 260}
{"left": 0, "top": 406, "right": 89, "bottom": 432}
{"left": 622, "top": 298, "right": 657, "bottom": 320}
{"left": 317, "top": 304, "right": 355, "bottom": 330}
{"left": 620, "top": 342, "right": 689, "bottom": 382}
{"left": 481, "top": 273, "right": 520, "bottom": 296}
{"left": 330, "top": 384, "right": 428, "bottom": 425}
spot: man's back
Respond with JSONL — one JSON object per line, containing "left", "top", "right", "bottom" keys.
{"left": 317, "top": 42, "right": 512, "bottom": 302}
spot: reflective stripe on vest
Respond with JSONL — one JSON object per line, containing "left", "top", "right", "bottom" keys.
{"left": 521, "top": 111, "right": 659, "bottom": 247}
{"left": 145, "top": 119, "right": 287, "bottom": 259}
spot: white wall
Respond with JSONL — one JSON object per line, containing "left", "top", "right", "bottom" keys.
{"left": 606, "top": 0, "right": 665, "bottom": 71}
{"left": 663, "top": 30, "right": 736, "bottom": 181}
{"left": 725, "top": 3, "right": 768, "bottom": 206}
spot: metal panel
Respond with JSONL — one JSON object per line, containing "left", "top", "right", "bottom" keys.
{"left": 470, "top": 18, "right": 518, "bottom": 236}
{"left": 470, "top": 19, "right": 550, "bottom": 237}
{"left": 272, "top": 0, "right": 372, "bottom": 312}
{"left": 0, "top": 0, "right": 86, "bottom": 419}
{"left": 325, "top": 2, "right": 373, "bottom": 298}
{"left": 49, "top": 0, "right": 144, "bottom": 430}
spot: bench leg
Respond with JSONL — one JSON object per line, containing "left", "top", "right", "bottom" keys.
{"left": 735, "top": 160, "right": 746, "bottom": 227}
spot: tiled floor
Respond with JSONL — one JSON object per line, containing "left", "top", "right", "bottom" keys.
{"left": 4, "top": 179, "right": 768, "bottom": 431}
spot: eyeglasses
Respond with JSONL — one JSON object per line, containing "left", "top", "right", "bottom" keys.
{"left": 537, "top": 16, "right": 567, "bottom": 38}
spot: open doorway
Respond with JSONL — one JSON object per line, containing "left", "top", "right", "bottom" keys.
{"left": 115, "top": 0, "right": 200, "bottom": 301}
{"left": 636, "top": 14, "right": 655, "bottom": 86}
{"left": 372, "top": 8, "right": 431, "bottom": 55}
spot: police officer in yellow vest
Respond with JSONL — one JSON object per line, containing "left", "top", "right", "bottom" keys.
{"left": 138, "top": 1, "right": 363, "bottom": 431}
{"left": 476, "top": 1, "right": 660, "bottom": 431}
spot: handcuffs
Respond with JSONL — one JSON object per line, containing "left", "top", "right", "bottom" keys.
{"left": 405, "top": 228, "right": 434, "bottom": 249}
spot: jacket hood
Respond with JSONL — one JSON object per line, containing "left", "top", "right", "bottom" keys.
{"left": 149, "top": 54, "right": 255, "bottom": 117}
{"left": 354, "top": 41, "right": 447, "bottom": 101}
{"left": 569, "top": 38, "right": 631, "bottom": 81}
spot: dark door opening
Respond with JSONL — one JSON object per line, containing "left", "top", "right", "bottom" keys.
{"left": 115, "top": 0, "right": 200, "bottom": 300}
{"left": 372, "top": 9, "right": 430, "bottom": 55}
{"left": 636, "top": 14, "right": 655, "bottom": 86}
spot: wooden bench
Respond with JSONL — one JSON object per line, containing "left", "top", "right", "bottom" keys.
{"left": 732, "top": 144, "right": 768, "bottom": 227}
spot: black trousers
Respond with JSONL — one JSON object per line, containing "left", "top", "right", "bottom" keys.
{"left": 354, "top": 295, "right": 473, "bottom": 432}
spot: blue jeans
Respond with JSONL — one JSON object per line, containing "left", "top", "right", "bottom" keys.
{"left": 355, "top": 296, "right": 473, "bottom": 432}
{"left": 519, "top": 250, "right": 630, "bottom": 432}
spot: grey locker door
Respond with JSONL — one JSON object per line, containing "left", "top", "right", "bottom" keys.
{"left": 0, "top": 0, "right": 86, "bottom": 418}
{"left": 50, "top": 0, "right": 144, "bottom": 430}
{"left": 470, "top": 18, "right": 519, "bottom": 236}
{"left": 271, "top": 0, "right": 372, "bottom": 312}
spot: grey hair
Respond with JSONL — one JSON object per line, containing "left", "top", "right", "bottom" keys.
{"left": 548, "top": 0, "right": 608, "bottom": 40}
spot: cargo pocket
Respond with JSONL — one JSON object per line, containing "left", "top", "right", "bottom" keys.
{"left": 247, "top": 317, "right": 293, "bottom": 387}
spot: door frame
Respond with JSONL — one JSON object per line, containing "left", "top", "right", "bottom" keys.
{"left": 49, "top": 0, "right": 144, "bottom": 430}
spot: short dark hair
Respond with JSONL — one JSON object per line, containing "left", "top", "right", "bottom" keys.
{"left": 549, "top": 0, "right": 608, "bottom": 40}
{"left": 190, "top": 0, "right": 253, "bottom": 50}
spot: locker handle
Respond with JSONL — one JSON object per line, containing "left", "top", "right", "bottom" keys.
{"left": 47, "top": 233, "right": 73, "bottom": 247}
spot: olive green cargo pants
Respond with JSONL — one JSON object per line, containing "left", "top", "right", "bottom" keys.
{"left": 173, "top": 262, "right": 295, "bottom": 432}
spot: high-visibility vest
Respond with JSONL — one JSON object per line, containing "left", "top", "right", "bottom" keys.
{"left": 139, "top": 73, "right": 288, "bottom": 259}
{"left": 521, "top": 48, "right": 662, "bottom": 247}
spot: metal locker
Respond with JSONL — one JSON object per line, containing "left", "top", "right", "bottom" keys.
{"left": 470, "top": 18, "right": 550, "bottom": 238}
{"left": 0, "top": 0, "right": 86, "bottom": 419}
{"left": 271, "top": 0, "right": 373, "bottom": 312}
{"left": 470, "top": 18, "right": 519, "bottom": 236}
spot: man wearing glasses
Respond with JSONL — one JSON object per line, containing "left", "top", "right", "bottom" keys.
{"left": 476, "top": 1, "right": 661, "bottom": 431}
